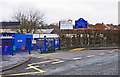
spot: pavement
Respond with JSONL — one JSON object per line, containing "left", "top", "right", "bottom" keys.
{"left": 0, "top": 50, "right": 58, "bottom": 73}
{"left": 0, "top": 52, "right": 31, "bottom": 72}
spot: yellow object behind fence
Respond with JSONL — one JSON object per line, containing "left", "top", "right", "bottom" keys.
{"left": 70, "top": 48, "right": 85, "bottom": 51}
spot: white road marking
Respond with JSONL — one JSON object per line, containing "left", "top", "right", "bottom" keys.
{"left": 109, "top": 51, "right": 113, "bottom": 54}
{"left": 73, "top": 57, "right": 83, "bottom": 60}
{"left": 86, "top": 55, "right": 95, "bottom": 58}
{"left": 28, "top": 59, "right": 60, "bottom": 66}
{"left": 108, "top": 49, "right": 118, "bottom": 54}
{"left": 99, "top": 53, "right": 105, "bottom": 56}
{"left": 88, "top": 63, "right": 92, "bottom": 65}
{"left": 30, "top": 53, "right": 58, "bottom": 58}
{"left": 25, "top": 66, "right": 39, "bottom": 69}
{"left": 112, "top": 49, "right": 118, "bottom": 51}
{"left": 51, "top": 60, "right": 64, "bottom": 64}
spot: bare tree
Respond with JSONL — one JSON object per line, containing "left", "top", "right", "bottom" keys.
{"left": 13, "top": 9, "right": 45, "bottom": 33}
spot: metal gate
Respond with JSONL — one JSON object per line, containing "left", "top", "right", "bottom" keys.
{"left": 33, "top": 37, "right": 60, "bottom": 53}
{"left": 26, "top": 38, "right": 32, "bottom": 54}
{"left": 2, "top": 39, "right": 14, "bottom": 55}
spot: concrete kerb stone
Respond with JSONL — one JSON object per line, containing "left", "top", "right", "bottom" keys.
{"left": 2, "top": 57, "right": 31, "bottom": 72}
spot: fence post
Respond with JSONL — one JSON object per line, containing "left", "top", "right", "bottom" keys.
{"left": 11, "top": 39, "right": 14, "bottom": 56}
{"left": 11, "top": 49, "right": 14, "bottom": 56}
{"left": 53, "top": 38, "right": 56, "bottom": 51}
{"left": 58, "top": 38, "right": 61, "bottom": 50}
{"left": 44, "top": 36, "right": 47, "bottom": 53}
{"left": 28, "top": 47, "right": 31, "bottom": 54}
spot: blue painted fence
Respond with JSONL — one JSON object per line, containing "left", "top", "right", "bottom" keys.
{"left": 0, "top": 33, "right": 60, "bottom": 56}
{"left": 33, "top": 37, "right": 60, "bottom": 53}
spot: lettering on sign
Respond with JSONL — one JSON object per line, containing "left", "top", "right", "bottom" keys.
{"left": 17, "top": 40, "right": 22, "bottom": 42}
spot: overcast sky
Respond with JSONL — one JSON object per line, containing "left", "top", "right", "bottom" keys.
{"left": 0, "top": 0, "right": 119, "bottom": 25}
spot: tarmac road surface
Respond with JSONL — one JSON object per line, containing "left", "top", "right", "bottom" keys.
{"left": 2, "top": 49, "right": 119, "bottom": 76}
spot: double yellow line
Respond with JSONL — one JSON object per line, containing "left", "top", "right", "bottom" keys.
{"left": 4, "top": 58, "right": 59, "bottom": 76}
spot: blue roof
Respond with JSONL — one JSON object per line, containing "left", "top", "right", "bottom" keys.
{"left": 0, "top": 22, "right": 20, "bottom": 26}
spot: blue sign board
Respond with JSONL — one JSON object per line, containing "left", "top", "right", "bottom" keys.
{"left": 75, "top": 18, "right": 88, "bottom": 28}
{"left": 14, "top": 34, "right": 26, "bottom": 49}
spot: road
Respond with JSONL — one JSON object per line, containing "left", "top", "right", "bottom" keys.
{"left": 2, "top": 48, "right": 119, "bottom": 76}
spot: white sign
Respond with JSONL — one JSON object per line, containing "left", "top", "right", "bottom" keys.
{"left": 17, "top": 40, "right": 22, "bottom": 42}
{"left": 39, "top": 34, "right": 59, "bottom": 38}
{"left": 33, "top": 34, "right": 59, "bottom": 39}
{"left": 32, "top": 40, "right": 36, "bottom": 44}
{"left": 60, "top": 21, "right": 73, "bottom": 29}
{"left": 0, "top": 36, "right": 13, "bottom": 39}
{"left": 33, "top": 34, "right": 39, "bottom": 38}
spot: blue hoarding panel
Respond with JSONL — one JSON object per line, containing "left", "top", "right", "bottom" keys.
{"left": 26, "top": 34, "right": 33, "bottom": 39}
{"left": 1, "top": 33, "right": 34, "bottom": 56}
{"left": 14, "top": 34, "right": 26, "bottom": 49}
{"left": 75, "top": 18, "right": 88, "bottom": 28}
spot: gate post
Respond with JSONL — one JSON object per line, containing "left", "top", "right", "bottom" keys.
{"left": 58, "top": 38, "right": 61, "bottom": 50}
{"left": 53, "top": 38, "right": 56, "bottom": 51}
{"left": 44, "top": 36, "right": 47, "bottom": 53}
{"left": 11, "top": 39, "right": 14, "bottom": 56}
